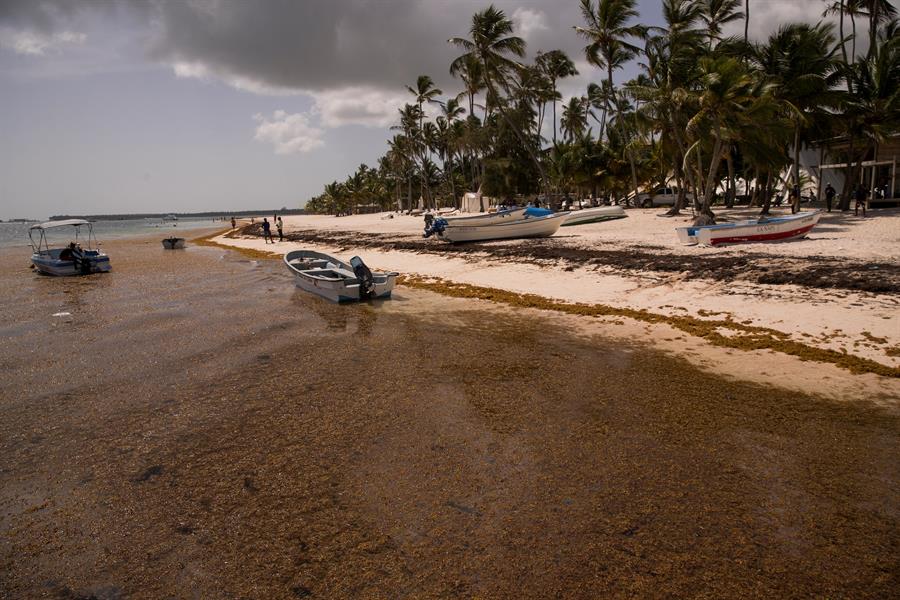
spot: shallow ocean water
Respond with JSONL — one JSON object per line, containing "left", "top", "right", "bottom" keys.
{"left": 0, "top": 234, "right": 897, "bottom": 598}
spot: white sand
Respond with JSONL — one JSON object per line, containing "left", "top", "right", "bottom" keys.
{"left": 214, "top": 207, "right": 900, "bottom": 396}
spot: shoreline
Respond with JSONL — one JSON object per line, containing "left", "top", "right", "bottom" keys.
{"left": 208, "top": 210, "right": 900, "bottom": 393}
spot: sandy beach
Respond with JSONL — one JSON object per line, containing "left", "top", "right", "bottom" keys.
{"left": 215, "top": 208, "right": 900, "bottom": 388}
{"left": 0, "top": 231, "right": 898, "bottom": 598}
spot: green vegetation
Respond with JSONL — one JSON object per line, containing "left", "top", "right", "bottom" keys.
{"left": 306, "top": 1, "right": 899, "bottom": 223}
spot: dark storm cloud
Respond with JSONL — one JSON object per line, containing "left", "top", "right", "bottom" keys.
{"left": 147, "top": 0, "right": 588, "bottom": 92}
{"left": 0, "top": 0, "right": 590, "bottom": 92}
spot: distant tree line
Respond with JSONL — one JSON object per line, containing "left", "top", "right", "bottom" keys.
{"left": 305, "top": 0, "right": 899, "bottom": 223}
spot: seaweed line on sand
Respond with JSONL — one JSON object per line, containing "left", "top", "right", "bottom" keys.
{"left": 397, "top": 275, "right": 900, "bottom": 379}
{"left": 195, "top": 229, "right": 898, "bottom": 378}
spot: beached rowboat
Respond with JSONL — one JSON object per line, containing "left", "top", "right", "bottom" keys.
{"left": 434, "top": 212, "right": 568, "bottom": 243}
{"left": 676, "top": 211, "right": 822, "bottom": 246}
{"left": 283, "top": 250, "right": 398, "bottom": 303}
{"left": 162, "top": 237, "right": 185, "bottom": 249}
{"left": 562, "top": 205, "right": 627, "bottom": 227}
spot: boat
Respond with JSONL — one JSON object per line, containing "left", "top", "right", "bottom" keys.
{"left": 29, "top": 219, "right": 111, "bottom": 276}
{"left": 441, "top": 207, "right": 527, "bottom": 226}
{"left": 162, "top": 214, "right": 178, "bottom": 222}
{"left": 162, "top": 237, "right": 186, "bottom": 249}
{"left": 283, "top": 250, "right": 398, "bottom": 303}
{"left": 428, "top": 212, "right": 568, "bottom": 243}
{"left": 562, "top": 205, "right": 627, "bottom": 227}
{"left": 676, "top": 211, "right": 822, "bottom": 246}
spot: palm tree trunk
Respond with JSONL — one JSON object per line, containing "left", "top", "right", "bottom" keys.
{"left": 867, "top": 1, "right": 877, "bottom": 59}
{"left": 552, "top": 80, "right": 558, "bottom": 144}
{"left": 851, "top": 12, "right": 857, "bottom": 60}
{"left": 725, "top": 149, "right": 735, "bottom": 208}
{"left": 482, "top": 66, "right": 549, "bottom": 197}
{"left": 744, "top": 0, "right": 749, "bottom": 44}
{"left": 839, "top": 1, "right": 853, "bottom": 93}
{"left": 792, "top": 126, "right": 802, "bottom": 213}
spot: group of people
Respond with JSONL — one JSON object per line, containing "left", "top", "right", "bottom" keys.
{"left": 261, "top": 215, "right": 283, "bottom": 244}
{"left": 228, "top": 215, "right": 285, "bottom": 243}
{"left": 823, "top": 183, "right": 870, "bottom": 216}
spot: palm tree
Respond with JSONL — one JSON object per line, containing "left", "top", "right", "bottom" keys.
{"left": 575, "top": 0, "right": 646, "bottom": 142}
{"left": 536, "top": 50, "right": 578, "bottom": 144}
{"left": 838, "top": 29, "right": 900, "bottom": 207}
{"left": 450, "top": 53, "right": 486, "bottom": 118}
{"left": 752, "top": 22, "right": 841, "bottom": 212}
{"left": 561, "top": 96, "right": 589, "bottom": 142}
{"left": 688, "top": 56, "right": 777, "bottom": 220}
{"left": 864, "top": 0, "right": 898, "bottom": 58}
{"left": 698, "top": 0, "right": 744, "bottom": 48}
{"left": 449, "top": 5, "right": 549, "bottom": 195}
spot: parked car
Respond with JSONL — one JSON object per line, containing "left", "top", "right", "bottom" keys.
{"left": 636, "top": 187, "right": 693, "bottom": 208}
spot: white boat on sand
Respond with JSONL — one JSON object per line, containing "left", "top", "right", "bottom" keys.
{"left": 676, "top": 211, "right": 822, "bottom": 246}
{"left": 431, "top": 212, "right": 568, "bottom": 243}
{"left": 283, "top": 250, "right": 398, "bottom": 303}
{"left": 442, "top": 207, "right": 527, "bottom": 226}
{"left": 562, "top": 205, "right": 627, "bottom": 227}
{"left": 29, "top": 219, "right": 111, "bottom": 276}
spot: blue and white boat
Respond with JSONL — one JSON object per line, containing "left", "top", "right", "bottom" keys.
{"left": 676, "top": 211, "right": 822, "bottom": 246}
{"left": 29, "top": 219, "right": 111, "bottom": 276}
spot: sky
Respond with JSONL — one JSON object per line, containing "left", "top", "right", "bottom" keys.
{"left": 0, "top": 0, "right": 847, "bottom": 219}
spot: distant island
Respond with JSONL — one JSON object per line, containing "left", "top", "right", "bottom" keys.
{"left": 49, "top": 208, "right": 306, "bottom": 221}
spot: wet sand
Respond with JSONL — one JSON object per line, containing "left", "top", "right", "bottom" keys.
{"left": 1, "top": 235, "right": 898, "bottom": 598}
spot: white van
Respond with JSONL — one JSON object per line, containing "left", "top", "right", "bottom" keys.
{"left": 636, "top": 187, "right": 693, "bottom": 208}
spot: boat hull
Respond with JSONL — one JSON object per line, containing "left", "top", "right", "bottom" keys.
{"left": 442, "top": 207, "right": 527, "bottom": 226}
{"left": 696, "top": 212, "right": 822, "bottom": 246}
{"left": 31, "top": 253, "right": 111, "bottom": 276}
{"left": 283, "top": 250, "right": 397, "bottom": 303}
{"left": 437, "top": 213, "right": 567, "bottom": 243}
{"left": 162, "top": 238, "right": 186, "bottom": 249}
{"left": 562, "top": 206, "right": 626, "bottom": 227}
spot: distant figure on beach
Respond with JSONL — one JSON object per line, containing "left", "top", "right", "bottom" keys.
{"left": 231, "top": 216, "right": 236, "bottom": 229}
{"left": 276, "top": 216, "right": 283, "bottom": 241}
{"left": 824, "top": 184, "right": 835, "bottom": 212}
{"left": 262, "top": 218, "right": 274, "bottom": 243}
{"left": 854, "top": 185, "right": 868, "bottom": 217}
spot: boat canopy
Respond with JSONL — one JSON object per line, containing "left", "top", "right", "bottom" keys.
{"left": 30, "top": 219, "right": 92, "bottom": 230}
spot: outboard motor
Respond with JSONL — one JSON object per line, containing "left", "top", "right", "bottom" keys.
{"left": 72, "top": 248, "right": 91, "bottom": 274}
{"left": 423, "top": 217, "right": 447, "bottom": 238}
{"left": 349, "top": 256, "right": 376, "bottom": 300}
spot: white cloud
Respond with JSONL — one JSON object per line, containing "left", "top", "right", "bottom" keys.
{"left": 0, "top": 27, "right": 86, "bottom": 55}
{"left": 512, "top": 8, "right": 548, "bottom": 41}
{"left": 172, "top": 60, "right": 301, "bottom": 96}
{"left": 253, "top": 110, "right": 324, "bottom": 154}
{"left": 309, "top": 87, "right": 409, "bottom": 128}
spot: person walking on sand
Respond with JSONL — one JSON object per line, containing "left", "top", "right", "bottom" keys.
{"left": 262, "top": 218, "right": 274, "bottom": 243}
{"left": 276, "top": 216, "right": 283, "bottom": 241}
{"left": 824, "top": 183, "right": 835, "bottom": 212}
{"left": 854, "top": 185, "right": 868, "bottom": 217}
{"left": 231, "top": 216, "right": 236, "bottom": 229}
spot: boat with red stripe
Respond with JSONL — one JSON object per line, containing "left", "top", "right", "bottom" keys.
{"left": 676, "top": 211, "right": 822, "bottom": 246}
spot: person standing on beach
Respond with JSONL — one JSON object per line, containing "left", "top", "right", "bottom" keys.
{"left": 854, "top": 185, "right": 868, "bottom": 217}
{"left": 276, "top": 216, "right": 283, "bottom": 241}
{"left": 262, "top": 218, "right": 273, "bottom": 243}
{"left": 824, "top": 184, "right": 835, "bottom": 212}
{"left": 231, "top": 216, "right": 236, "bottom": 229}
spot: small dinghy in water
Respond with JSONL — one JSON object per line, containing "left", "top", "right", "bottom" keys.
{"left": 283, "top": 250, "right": 398, "bottom": 303}
{"left": 162, "top": 237, "right": 186, "bottom": 249}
